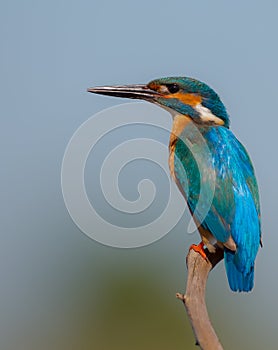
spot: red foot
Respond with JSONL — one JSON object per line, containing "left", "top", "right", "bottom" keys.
{"left": 189, "top": 242, "right": 207, "bottom": 260}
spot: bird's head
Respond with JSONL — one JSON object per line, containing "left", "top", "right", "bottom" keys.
{"left": 88, "top": 77, "right": 230, "bottom": 127}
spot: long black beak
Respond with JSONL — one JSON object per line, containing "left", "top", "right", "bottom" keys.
{"left": 87, "top": 84, "right": 160, "bottom": 101}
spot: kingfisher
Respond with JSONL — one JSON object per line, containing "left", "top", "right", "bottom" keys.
{"left": 87, "top": 77, "right": 261, "bottom": 292}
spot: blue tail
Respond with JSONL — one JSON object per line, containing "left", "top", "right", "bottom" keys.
{"left": 224, "top": 249, "right": 254, "bottom": 292}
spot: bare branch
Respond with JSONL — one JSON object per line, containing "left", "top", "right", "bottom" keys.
{"left": 177, "top": 246, "right": 224, "bottom": 350}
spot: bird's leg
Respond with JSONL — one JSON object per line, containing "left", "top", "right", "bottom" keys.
{"left": 189, "top": 242, "right": 208, "bottom": 261}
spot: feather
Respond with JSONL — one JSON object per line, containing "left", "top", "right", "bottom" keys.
{"left": 174, "top": 125, "right": 261, "bottom": 292}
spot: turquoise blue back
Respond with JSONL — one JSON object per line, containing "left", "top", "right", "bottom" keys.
{"left": 174, "top": 126, "right": 261, "bottom": 292}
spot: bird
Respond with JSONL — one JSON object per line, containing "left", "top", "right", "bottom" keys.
{"left": 87, "top": 77, "right": 261, "bottom": 292}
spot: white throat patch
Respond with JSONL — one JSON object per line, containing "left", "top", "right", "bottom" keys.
{"left": 195, "top": 104, "right": 224, "bottom": 125}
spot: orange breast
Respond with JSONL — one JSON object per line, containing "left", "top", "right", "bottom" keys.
{"left": 168, "top": 115, "right": 192, "bottom": 181}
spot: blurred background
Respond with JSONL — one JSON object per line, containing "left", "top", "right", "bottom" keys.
{"left": 1, "top": 1, "right": 278, "bottom": 349}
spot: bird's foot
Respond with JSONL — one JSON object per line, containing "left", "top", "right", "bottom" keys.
{"left": 189, "top": 242, "right": 208, "bottom": 261}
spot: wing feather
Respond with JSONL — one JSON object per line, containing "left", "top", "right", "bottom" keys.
{"left": 174, "top": 126, "right": 261, "bottom": 281}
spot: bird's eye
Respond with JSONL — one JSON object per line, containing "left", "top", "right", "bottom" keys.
{"left": 166, "top": 83, "right": 180, "bottom": 94}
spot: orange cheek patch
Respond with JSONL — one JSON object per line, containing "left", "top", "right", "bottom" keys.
{"left": 165, "top": 92, "right": 202, "bottom": 106}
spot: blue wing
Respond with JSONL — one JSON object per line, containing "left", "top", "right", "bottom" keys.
{"left": 174, "top": 126, "right": 261, "bottom": 291}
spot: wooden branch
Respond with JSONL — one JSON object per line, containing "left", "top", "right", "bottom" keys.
{"left": 176, "top": 246, "right": 224, "bottom": 350}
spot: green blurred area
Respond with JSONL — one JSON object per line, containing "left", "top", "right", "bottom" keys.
{"left": 88, "top": 274, "right": 194, "bottom": 350}
{"left": 3, "top": 231, "right": 274, "bottom": 350}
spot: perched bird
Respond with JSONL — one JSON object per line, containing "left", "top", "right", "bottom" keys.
{"left": 88, "top": 77, "right": 261, "bottom": 292}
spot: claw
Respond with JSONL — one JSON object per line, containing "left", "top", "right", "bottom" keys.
{"left": 189, "top": 242, "right": 208, "bottom": 261}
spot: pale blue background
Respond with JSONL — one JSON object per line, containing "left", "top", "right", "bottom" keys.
{"left": 1, "top": 1, "right": 278, "bottom": 349}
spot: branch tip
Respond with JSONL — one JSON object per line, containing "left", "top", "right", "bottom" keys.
{"left": 176, "top": 292, "right": 185, "bottom": 301}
